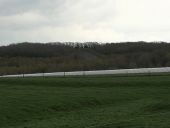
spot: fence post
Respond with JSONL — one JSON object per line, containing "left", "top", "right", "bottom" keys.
{"left": 64, "top": 72, "right": 65, "bottom": 77}
{"left": 148, "top": 69, "right": 151, "bottom": 76}
{"left": 83, "top": 71, "right": 86, "bottom": 77}
{"left": 127, "top": 70, "right": 129, "bottom": 77}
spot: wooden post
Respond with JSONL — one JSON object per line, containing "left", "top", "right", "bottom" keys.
{"left": 83, "top": 71, "right": 85, "bottom": 77}
{"left": 43, "top": 72, "right": 45, "bottom": 78}
{"left": 64, "top": 72, "right": 65, "bottom": 77}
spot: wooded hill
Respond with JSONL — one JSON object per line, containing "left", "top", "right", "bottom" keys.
{"left": 0, "top": 41, "right": 170, "bottom": 75}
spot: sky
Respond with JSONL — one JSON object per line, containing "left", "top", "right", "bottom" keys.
{"left": 0, "top": 0, "right": 170, "bottom": 45}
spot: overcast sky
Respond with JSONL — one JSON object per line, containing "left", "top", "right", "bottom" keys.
{"left": 0, "top": 0, "right": 170, "bottom": 45}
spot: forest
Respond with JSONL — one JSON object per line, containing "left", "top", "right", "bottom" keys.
{"left": 0, "top": 41, "right": 170, "bottom": 75}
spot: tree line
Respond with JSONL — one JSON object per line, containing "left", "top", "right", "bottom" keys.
{"left": 0, "top": 41, "right": 170, "bottom": 75}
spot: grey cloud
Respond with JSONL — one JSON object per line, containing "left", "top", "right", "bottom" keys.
{"left": 0, "top": 0, "right": 67, "bottom": 16}
{"left": 0, "top": 0, "right": 115, "bottom": 30}
{"left": 0, "top": 0, "right": 170, "bottom": 45}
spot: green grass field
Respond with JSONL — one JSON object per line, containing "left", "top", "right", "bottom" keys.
{"left": 0, "top": 75, "right": 170, "bottom": 128}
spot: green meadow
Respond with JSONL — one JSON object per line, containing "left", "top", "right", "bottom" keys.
{"left": 0, "top": 75, "right": 170, "bottom": 128}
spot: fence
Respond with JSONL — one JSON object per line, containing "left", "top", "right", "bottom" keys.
{"left": 1, "top": 67, "right": 170, "bottom": 78}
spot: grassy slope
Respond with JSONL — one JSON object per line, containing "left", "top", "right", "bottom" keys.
{"left": 0, "top": 76, "right": 170, "bottom": 128}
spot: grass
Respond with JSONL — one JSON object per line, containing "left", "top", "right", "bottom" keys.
{"left": 0, "top": 75, "right": 170, "bottom": 128}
